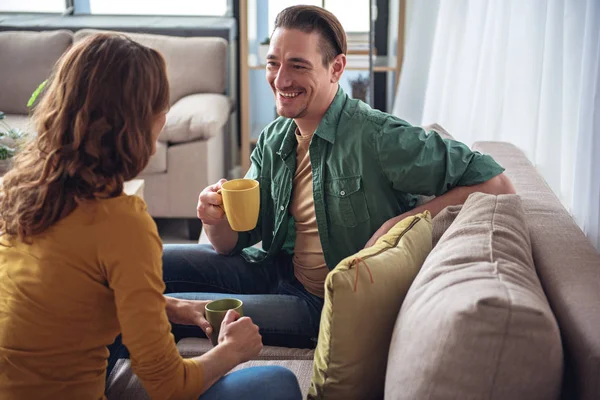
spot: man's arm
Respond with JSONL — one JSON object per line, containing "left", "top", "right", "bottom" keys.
{"left": 200, "top": 134, "right": 265, "bottom": 255}
{"left": 365, "top": 122, "right": 515, "bottom": 247}
{"left": 364, "top": 173, "right": 515, "bottom": 247}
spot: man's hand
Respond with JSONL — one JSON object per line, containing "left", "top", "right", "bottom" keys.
{"left": 165, "top": 298, "right": 213, "bottom": 338}
{"left": 197, "top": 179, "right": 228, "bottom": 226}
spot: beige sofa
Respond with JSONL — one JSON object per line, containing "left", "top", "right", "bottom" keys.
{"left": 0, "top": 29, "right": 231, "bottom": 237}
{"left": 106, "top": 141, "right": 600, "bottom": 400}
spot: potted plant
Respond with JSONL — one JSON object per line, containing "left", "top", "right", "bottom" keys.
{"left": 0, "top": 112, "right": 28, "bottom": 175}
{"left": 350, "top": 74, "right": 369, "bottom": 102}
{"left": 0, "top": 80, "right": 46, "bottom": 175}
{"left": 258, "top": 37, "right": 270, "bottom": 61}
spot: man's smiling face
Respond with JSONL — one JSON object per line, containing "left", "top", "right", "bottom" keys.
{"left": 266, "top": 28, "right": 339, "bottom": 121}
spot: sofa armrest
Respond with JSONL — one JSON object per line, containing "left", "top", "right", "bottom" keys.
{"left": 473, "top": 141, "right": 600, "bottom": 400}
{"left": 159, "top": 93, "right": 233, "bottom": 144}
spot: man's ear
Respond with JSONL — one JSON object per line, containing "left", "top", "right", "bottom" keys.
{"left": 330, "top": 54, "right": 346, "bottom": 83}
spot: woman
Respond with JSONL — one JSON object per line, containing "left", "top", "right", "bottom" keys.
{"left": 0, "top": 33, "right": 302, "bottom": 400}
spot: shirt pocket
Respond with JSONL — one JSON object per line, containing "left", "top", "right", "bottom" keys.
{"left": 324, "top": 176, "right": 370, "bottom": 227}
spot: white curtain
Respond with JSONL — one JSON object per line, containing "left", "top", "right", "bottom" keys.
{"left": 393, "top": 0, "right": 600, "bottom": 250}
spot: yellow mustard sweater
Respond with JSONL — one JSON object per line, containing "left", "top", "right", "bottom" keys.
{"left": 0, "top": 195, "right": 203, "bottom": 399}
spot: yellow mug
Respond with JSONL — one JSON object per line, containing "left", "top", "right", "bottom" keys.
{"left": 217, "top": 178, "right": 260, "bottom": 232}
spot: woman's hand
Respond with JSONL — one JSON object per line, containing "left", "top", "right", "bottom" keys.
{"left": 218, "top": 310, "right": 263, "bottom": 364}
{"left": 165, "top": 297, "right": 213, "bottom": 337}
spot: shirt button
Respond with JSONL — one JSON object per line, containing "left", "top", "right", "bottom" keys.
{"left": 340, "top": 190, "right": 346, "bottom": 196}
{"left": 280, "top": 206, "right": 285, "bottom": 211}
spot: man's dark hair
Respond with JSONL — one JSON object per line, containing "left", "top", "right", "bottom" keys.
{"left": 274, "top": 5, "right": 347, "bottom": 66}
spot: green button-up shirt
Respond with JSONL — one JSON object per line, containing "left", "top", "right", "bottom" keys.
{"left": 232, "top": 87, "right": 504, "bottom": 269}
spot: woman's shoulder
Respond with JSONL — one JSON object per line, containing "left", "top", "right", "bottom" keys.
{"left": 79, "top": 195, "right": 154, "bottom": 230}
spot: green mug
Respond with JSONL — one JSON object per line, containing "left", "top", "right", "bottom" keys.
{"left": 205, "top": 298, "right": 244, "bottom": 345}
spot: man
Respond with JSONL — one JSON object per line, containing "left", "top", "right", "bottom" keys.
{"left": 162, "top": 5, "right": 515, "bottom": 348}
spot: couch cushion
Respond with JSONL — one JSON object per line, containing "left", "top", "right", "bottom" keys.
{"left": 431, "top": 204, "right": 461, "bottom": 247}
{"left": 73, "top": 29, "right": 228, "bottom": 105}
{"left": 473, "top": 141, "right": 600, "bottom": 400}
{"left": 160, "top": 93, "right": 232, "bottom": 144}
{"left": 177, "top": 337, "right": 315, "bottom": 360}
{"left": 142, "top": 141, "right": 167, "bottom": 175}
{"left": 106, "top": 357, "right": 313, "bottom": 400}
{"left": 386, "top": 193, "right": 563, "bottom": 400}
{"left": 0, "top": 30, "right": 73, "bottom": 114}
{"left": 309, "top": 213, "right": 432, "bottom": 400}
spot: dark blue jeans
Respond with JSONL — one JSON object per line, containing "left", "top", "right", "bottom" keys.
{"left": 106, "top": 244, "right": 323, "bottom": 392}
{"left": 162, "top": 244, "right": 324, "bottom": 349}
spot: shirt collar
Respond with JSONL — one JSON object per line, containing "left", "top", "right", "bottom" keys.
{"left": 278, "top": 86, "right": 348, "bottom": 158}
{"left": 314, "top": 86, "right": 346, "bottom": 144}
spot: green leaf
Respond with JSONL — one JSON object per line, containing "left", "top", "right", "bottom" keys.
{"left": 0, "top": 111, "right": 5, "bottom": 120}
{"left": 0, "top": 145, "right": 15, "bottom": 161}
{"left": 27, "top": 80, "right": 48, "bottom": 108}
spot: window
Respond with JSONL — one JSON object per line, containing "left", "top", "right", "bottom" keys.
{"left": 323, "top": 0, "right": 370, "bottom": 33}
{"left": 88, "top": 0, "right": 228, "bottom": 16}
{"left": 0, "top": 0, "right": 65, "bottom": 13}
{"left": 268, "top": 0, "right": 370, "bottom": 34}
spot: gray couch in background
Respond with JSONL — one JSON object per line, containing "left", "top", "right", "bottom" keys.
{"left": 0, "top": 29, "right": 232, "bottom": 236}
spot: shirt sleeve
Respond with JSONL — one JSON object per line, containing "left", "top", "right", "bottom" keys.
{"left": 375, "top": 120, "right": 505, "bottom": 196}
{"left": 102, "top": 197, "right": 204, "bottom": 399}
{"left": 229, "top": 133, "right": 264, "bottom": 255}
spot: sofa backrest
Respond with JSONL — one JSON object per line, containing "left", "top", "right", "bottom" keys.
{"left": 73, "top": 29, "right": 228, "bottom": 106}
{"left": 472, "top": 141, "right": 600, "bottom": 400}
{"left": 0, "top": 30, "right": 73, "bottom": 114}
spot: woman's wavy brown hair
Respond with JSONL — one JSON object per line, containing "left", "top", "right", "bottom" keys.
{"left": 0, "top": 33, "right": 169, "bottom": 241}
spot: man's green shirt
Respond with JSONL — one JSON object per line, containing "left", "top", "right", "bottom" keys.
{"left": 232, "top": 87, "right": 504, "bottom": 269}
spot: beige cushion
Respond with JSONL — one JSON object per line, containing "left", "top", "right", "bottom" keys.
{"left": 309, "top": 213, "right": 432, "bottom": 400}
{"left": 386, "top": 193, "right": 563, "bottom": 400}
{"left": 0, "top": 30, "right": 73, "bottom": 114}
{"left": 142, "top": 141, "right": 167, "bottom": 175}
{"left": 73, "top": 29, "right": 228, "bottom": 105}
{"left": 107, "top": 357, "right": 313, "bottom": 400}
{"left": 473, "top": 141, "right": 600, "bottom": 400}
{"left": 160, "top": 93, "right": 232, "bottom": 144}
{"left": 431, "top": 204, "right": 462, "bottom": 247}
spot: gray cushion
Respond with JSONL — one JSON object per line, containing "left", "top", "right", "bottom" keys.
{"left": 74, "top": 29, "right": 228, "bottom": 105}
{"left": 385, "top": 193, "right": 564, "bottom": 400}
{"left": 431, "top": 204, "right": 462, "bottom": 247}
{"left": 473, "top": 141, "right": 600, "bottom": 400}
{"left": 0, "top": 30, "right": 73, "bottom": 114}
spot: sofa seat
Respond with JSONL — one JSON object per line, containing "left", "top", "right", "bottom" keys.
{"left": 105, "top": 338, "right": 315, "bottom": 400}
